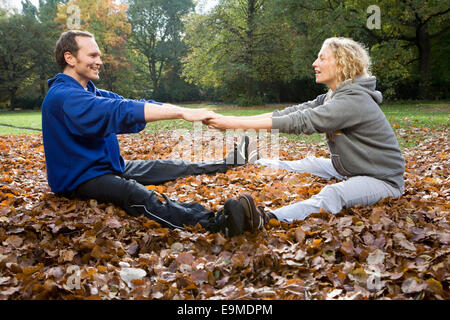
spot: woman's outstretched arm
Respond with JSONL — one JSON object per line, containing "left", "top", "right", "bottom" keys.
{"left": 207, "top": 115, "right": 272, "bottom": 130}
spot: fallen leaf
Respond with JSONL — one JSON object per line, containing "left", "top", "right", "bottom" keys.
{"left": 367, "top": 249, "right": 385, "bottom": 266}
{"left": 401, "top": 278, "right": 426, "bottom": 294}
{"left": 119, "top": 268, "right": 146, "bottom": 288}
{"left": 105, "top": 217, "right": 121, "bottom": 229}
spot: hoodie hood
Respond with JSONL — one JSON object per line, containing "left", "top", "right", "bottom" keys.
{"left": 333, "top": 76, "right": 383, "bottom": 105}
{"left": 271, "top": 74, "right": 404, "bottom": 189}
{"left": 48, "top": 73, "right": 94, "bottom": 91}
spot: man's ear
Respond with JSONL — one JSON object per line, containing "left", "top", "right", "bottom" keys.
{"left": 64, "top": 51, "right": 75, "bottom": 67}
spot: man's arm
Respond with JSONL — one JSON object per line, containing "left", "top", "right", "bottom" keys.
{"left": 144, "top": 102, "right": 217, "bottom": 122}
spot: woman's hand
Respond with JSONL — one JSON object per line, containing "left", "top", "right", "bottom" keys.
{"left": 206, "top": 116, "right": 240, "bottom": 130}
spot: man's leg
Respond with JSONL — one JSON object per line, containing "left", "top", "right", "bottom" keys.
{"left": 73, "top": 174, "right": 227, "bottom": 232}
{"left": 122, "top": 136, "right": 250, "bottom": 185}
{"left": 122, "top": 159, "right": 230, "bottom": 185}
{"left": 255, "top": 156, "right": 344, "bottom": 180}
{"left": 272, "top": 175, "right": 402, "bottom": 223}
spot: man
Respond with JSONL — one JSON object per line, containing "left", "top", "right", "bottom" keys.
{"left": 41, "top": 30, "right": 251, "bottom": 237}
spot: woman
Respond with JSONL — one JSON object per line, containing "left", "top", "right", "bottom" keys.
{"left": 207, "top": 37, "right": 405, "bottom": 229}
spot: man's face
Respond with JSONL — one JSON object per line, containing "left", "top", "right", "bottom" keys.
{"left": 312, "top": 46, "right": 338, "bottom": 91}
{"left": 67, "top": 36, "right": 103, "bottom": 82}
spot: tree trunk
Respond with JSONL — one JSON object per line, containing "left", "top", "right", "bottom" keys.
{"left": 100, "top": 47, "right": 115, "bottom": 92}
{"left": 9, "top": 87, "right": 18, "bottom": 110}
{"left": 40, "top": 78, "right": 47, "bottom": 102}
{"left": 149, "top": 57, "right": 160, "bottom": 98}
{"left": 103, "top": 66, "right": 115, "bottom": 92}
{"left": 416, "top": 24, "right": 432, "bottom": 99}
{"left": 245, "top": 0, "right": 257, "bottom": 100}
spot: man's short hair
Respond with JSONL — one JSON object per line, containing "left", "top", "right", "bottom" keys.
{"left": 54, "top": 30, "right": 94, "bottom": 71}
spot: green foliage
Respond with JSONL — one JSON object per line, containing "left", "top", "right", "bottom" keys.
{"left": 155, "top": 67, "right": 203, "bottom": 102}
{"left": 0, "top": 0, "right": 65, "bottom": 108}
{"left": 272, "top": 0, "right": 450, "bottom": 99}
{"left": 28, "top": 0, "right": 63, "bottom": 101}
{"left": 183, "top": 0, "right": 449, "bottom": 102}
{"left": 0, "top": 13, "right": 44, "bottom": 108}
{"left": 127, "top": 0, "right": 195, "bottom": 98}
{"left": 0, "top": 0, "right": 448, "bottom": 108}
{"left": 234, "top": 94, "right": 264, "bottom": 107}
{"left": 55, "top": 0, "right": 132, "bottom": 92}
{"left": 183, "top": 0, "right": 295, "bottom": 103}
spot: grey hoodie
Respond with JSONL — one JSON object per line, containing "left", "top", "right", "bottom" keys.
{"left": 272, "top": 76, "right": 405, "bottom": 189}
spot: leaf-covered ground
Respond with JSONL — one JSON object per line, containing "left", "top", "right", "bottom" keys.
{"left": 0, "top": 126, "right": 448, "bottom": 300}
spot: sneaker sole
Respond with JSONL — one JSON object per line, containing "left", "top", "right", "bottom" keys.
{"left": 237, "top": 135, "right": 249, "bottom": 165}
{"left": 223, "top": 199, "right": 245, "bottom": 237}
{"left": 246, "top": 138, "right": 259, "bottom": 164}
{"left": 238, "top": 194, "right": 262, "bottom": 230}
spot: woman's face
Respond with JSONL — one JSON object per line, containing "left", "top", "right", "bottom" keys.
{"left": 312, "top": 46, "right": 339, "bottom": 91}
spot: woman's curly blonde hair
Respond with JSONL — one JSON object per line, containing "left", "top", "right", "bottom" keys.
{"left": 322, "top": 37, "right": 372, "bottom": 84}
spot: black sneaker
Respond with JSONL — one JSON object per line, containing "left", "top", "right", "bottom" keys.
{"left": 220, "top": 199, "right": 246, "bottom": 237}
{"left": 224, "top": 135, "right": 249, "bottom": 165}
{"left": 238, "top": 193, "right": 272, "bottom": 231}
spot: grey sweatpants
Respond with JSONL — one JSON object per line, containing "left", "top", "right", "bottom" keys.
{"left": 255, "top": 156, "right": 403, "bottom": 223}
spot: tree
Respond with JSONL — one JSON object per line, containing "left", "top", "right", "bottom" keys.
{"left": 126, "top": 0, "right": 195, "bottom": 98}
{"left": 55, "top": 0, "right": 132, "bottom": 92}
{"left": 0, "top": 0, "right": 19, "bottom": 14}
{"left": 361, "top": 0, "right": 450, "bottom": 99}
{"left": 0, "top": 13, "right": 42, "bottom": 108}
{"left": 274, "top": 0, "right": 450, "bottom": 99}
{"left": 183, "top": 0, "right": 294, "bottom": 104}
{"left": 22, "top": 0, "right": 63, "bottom": 100}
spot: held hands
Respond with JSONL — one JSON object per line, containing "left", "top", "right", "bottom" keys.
{"left": 176, "top": 105, "right": 272, "bottom": 131}
{"left": 181, "top": 108, "right": 219, "bottom": 122}
{"left": 204, "top": 116, "right": 239, "bottom": 130}
{"left": 178, "top": 107, "right": 239, "bottom": 130}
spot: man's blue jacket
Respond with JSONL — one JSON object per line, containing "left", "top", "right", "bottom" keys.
{"left": 41, "top": 73, "right": 157, "bottom": 194}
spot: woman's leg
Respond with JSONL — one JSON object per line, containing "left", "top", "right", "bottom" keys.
{"left": 272, "top": 175, "right": 402, "bottom": 223}
{"left": 255, "top": 156, "right": 344, "bottom": 180}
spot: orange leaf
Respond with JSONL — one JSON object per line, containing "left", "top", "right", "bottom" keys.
{"left": 87, "top": 268, "right": 98, "bottom": 277}
{"left": 185, "top": 283, "right": 197, "bottom": 290}
{"left": 23, "top": 263, "right": 43, "bottom": 275}
{"left": 98, "top": 265, "right": 108, "bottom": 273}
{"left": 268, "top": 219, "right": 280, "bottom": 227}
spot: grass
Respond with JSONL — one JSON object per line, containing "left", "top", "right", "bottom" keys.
{"left": 0, "top": 101, "right": 448, "bottom": 148}
{"left": 382, "top": 103, "right": 449, "bottom": 129}
{"left": 0, "top": 111, "right": 42, "bottom": 129}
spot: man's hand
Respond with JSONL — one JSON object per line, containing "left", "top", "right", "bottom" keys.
{"left": 181, "top": 108, "right": 219, "bottom": 122}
